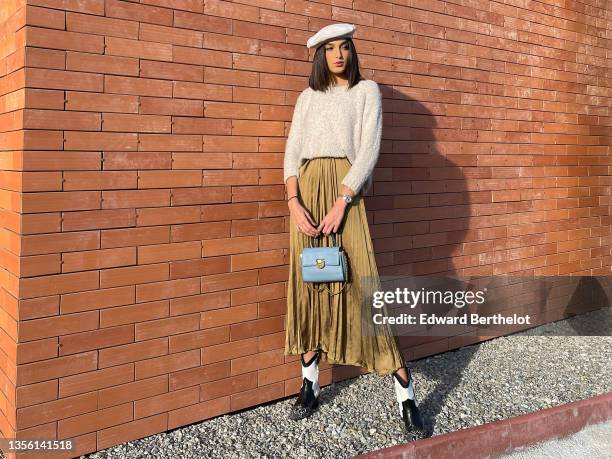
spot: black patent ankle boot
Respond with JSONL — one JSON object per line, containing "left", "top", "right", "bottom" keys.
{"left": 290, "top": 350, "right": 321, "bottom": 421}
{"left": 393, "top": 366, "right": 425, "bottom": 439}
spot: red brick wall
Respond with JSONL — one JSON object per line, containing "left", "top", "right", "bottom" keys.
{"left": 0, "top": 0, "right": 26, "bottom": 450}
{"left": 0, "top": 0, "right": 610, "bottom": 456}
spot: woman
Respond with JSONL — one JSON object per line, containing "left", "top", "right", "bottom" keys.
{"left": 283, "top": 23, "right": 425, "bottom": 437}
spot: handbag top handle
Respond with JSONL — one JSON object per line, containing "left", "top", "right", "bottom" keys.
{"left": 307, "top": 232, "right": 341, "bottom": 248}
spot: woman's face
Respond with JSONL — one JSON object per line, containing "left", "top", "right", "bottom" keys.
{"left": 324, "top": 39, "right": 351, "bottom": 80}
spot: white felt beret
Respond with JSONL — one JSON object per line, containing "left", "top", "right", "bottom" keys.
{"left": 306, "top": 23, "right": 356, "bottom": 49}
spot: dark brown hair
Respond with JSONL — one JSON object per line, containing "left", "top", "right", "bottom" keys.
{"left": 308, "top": 38, "right": 363, "bottom": 92}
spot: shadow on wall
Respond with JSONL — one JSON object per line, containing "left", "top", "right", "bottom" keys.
{"left": 321, "top": 84, "right": 474, "bottom": 437}
{"left": 322, "top": 84, "right": 612, "bottom": 438}
{"left": 378, "top": 85, "right": 475, "bottom": 438}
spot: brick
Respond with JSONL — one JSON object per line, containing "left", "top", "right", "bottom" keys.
{"left": 171, "top": 186, "right": 231, "bottom": 206}
{"left": 202, "top": 235, "right": 258, "bottom": 256}
{"left": 65, "top": 131, "right": 138, "bottom": 151}
{"left": 60, "top": 285, "right": 135, "bottom": 314}
{"left": 66, "top": 91, "right": 139, "bottom": 113}
{"left": 97, "top": 413, "right": 167, "bottom": 451}
{"left": 146, "top": 0, "right": 203, "bottom": 13}
{"left": 135, "top": 313, "right": 200, "bottom": 341}
{"left": 58, "top": 402, "right": 133, "bottom": 439}
{"left": 201, "top": 337, "right": 258, "bottom": 364}
{"left": 62, "top": 208, "right": 136, "bottom": 231}
{"left": 100, "top": 300, "right": 168, "bottom": 328}
{"left": 174, "top": 11, "right": 232, "bottom": 34}
{"left": 28, "top": 1, "right": 104, "bottom": 15}
{"left": 200, "top": 371, "right": 257, "bottom": 401}
{"left": 134, "top": 386, "right": 199, "bottom": 419}
{"left": 169, "top": 290, "right": 229, "bottom": 316}
{"left": 204, "top": 101, "right": 259, "bottom": 120}
{"left": 102, "top": 190, "right": 170, "bottom": 209}
{"left": 15, "top": 380, "right": 57, "bottom": 408}
{"left": 105, "top": 75, "right": 172, "bottom": 98}
{"left": 20, "top": 151, "right": 102, "bottom": 171}
{"left": 98, "top": 375, "right": 168, "bottom": 409}
{"left": 135, "top": 277, "right": 200, "bottom": 303}
{"left": 138, "top": 133, "right": 202, "bottom": 151}
{"left": 201, "top": 270, "right": 258, "bottom": 293}
{"left": 18, "top": 296, "right": 59, "bottom": 321}
{"left": 167, "top": 395, "right": 229, "bottom": 430}
{"left": 171, "top": 221, "right": 230, "bottom": 243}
{"left": 134, "top": 349, "right": 200, "bottom": 380}
{"left": 231, "top": 282, "right": 285, "bottom": 306}
{"left": 105, "top": 36, "right": 173, "bottom": 61}
{"left": 140, "top": 60, "right": 204, "bottom": 82}
{"left": 16, "top": 336, "right": 57, "bottom": 364}
{"left": 107, "top": 0, "right": 173, "bottom": 22}
{"left": 18, "top": 351, "right": 98, "bottom": 386}
{"left": 58, "top": 325, "right": 134, "bottom": 356}
{"left": 172, "top": 117, "right": 231, "bottom": 135}
{"left": 168, "top": 326, "right": 229, "bottom": 354}
{"left": 61, "top": 246, "right": 136, "bottom": 272}
{"left": 26, "top": 26, "right": 104, "bottom": 53}
{"left": 18, "top": 311, "right": 99, "bottom": 342}
{"left": 137, "top": 171, "right": 201, "bottom": 188}
{"left": 205, "top": 168, "right": 259, "bottom": 186}
{"left": 25, "top": 5, "right": 65, "bottom": 29}
{"left": 17, "top": 392, "right": 98, "bottom": 430}
{"left": 231, "top": 348, "right": 284, "bottom": 376}
{"left": 230, "top": 382, "right": 284, "bottom": 412}
{"left": 258, "top": 360, "right": 303, "bottom": 386}
{"left": 140, "top": 97, "right": 203, "bottom": 116}
{"left": 200, "top": 303, "right": 257, "bottom": 329}
{"left": 169, "top": 361, "right": 230, "bottom": 391}
{"left": 139, "top": 22, "right": 203, "bottom": 47}
{"left": 99, "top": 338, "right": 168, "bottom": 368}
{"left": 66, "top": 51, "right": 140, "bottom": 76}
{"left": 66, "top": 11, "right": 138, "bottom": 39}
{"left": 102, "top": 151, "right": 172, "bottom": 169}
{"left": 258, "top": 331, "right": 284, "bottom": 352}
{"left": 230, "top": 316, "right": 284, "bottom": 341}
{"left": 203, "top": 0, "right": 258, "bottom": 21}
{"left": 138, "top": 242, "right": 201, "bottom": 264}
{"left": 173, "top": 81, "right": 233, "bottom": 101}
{"left": 172, "top": 45, "right": 232, "bottom": 67}
{"left": 58, "top": 363, "right": 133, "bottom": 398}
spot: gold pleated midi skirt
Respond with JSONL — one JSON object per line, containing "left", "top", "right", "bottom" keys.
{"left": 284, "top": 157, "right": 405, "bottom": 375}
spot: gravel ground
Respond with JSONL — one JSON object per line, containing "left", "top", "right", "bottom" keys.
{"left": 73, "top": 307, "right": 610, "bottom": 458}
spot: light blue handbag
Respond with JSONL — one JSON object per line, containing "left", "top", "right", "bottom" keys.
{"left": 300, "top": 233, "right": 349, "bottom": 296}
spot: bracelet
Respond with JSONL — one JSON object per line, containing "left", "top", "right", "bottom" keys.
{"left": 288, "top": 196, "right": 297, "bottom": 202}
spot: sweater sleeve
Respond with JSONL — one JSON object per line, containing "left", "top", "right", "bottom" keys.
{"left": 340, "top": 81, "right": 383, "bottom": 194}
{"left": 283, "top": 90, "right": 307, "bottom": 184}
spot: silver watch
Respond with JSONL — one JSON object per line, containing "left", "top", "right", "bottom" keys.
{"left": 340, "top": 194, "right": 352, "bottom": 204}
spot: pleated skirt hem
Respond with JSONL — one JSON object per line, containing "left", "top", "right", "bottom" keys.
{"left": 284, "top": 157, "right": 405, "bottom": 376}
{"left": 285, "top": 346, "right": 402, "bottom": 376}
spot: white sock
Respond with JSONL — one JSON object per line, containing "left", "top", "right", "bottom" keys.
{"left": 302, "top": 353, "right": 320, "bottom": 398}
{"left": 394, "top": 373, "right": 418, "bottom": 417}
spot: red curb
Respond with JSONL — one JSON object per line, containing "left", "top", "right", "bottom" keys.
{"left": 356, "top": 392, "right": 612, "bottom": 459}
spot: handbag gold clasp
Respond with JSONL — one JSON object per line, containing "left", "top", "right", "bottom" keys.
{"left": 315, "top": 258, "right": 325, "bottom": 269}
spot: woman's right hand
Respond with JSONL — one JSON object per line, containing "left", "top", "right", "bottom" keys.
{"left": 289, "top": 199, "right": 320, "bottom": 237}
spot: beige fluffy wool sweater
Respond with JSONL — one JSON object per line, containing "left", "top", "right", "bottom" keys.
{"left": 283, "top": 79, "right": 383, "bottom": 195}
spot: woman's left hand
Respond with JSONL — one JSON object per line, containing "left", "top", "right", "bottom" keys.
{"left": 317, "top": 199, "right": 347, "bottom": 235}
